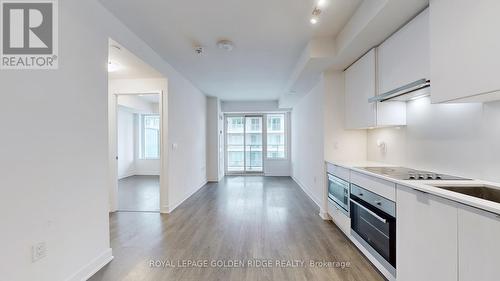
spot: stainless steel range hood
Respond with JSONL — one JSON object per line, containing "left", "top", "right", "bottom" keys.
{"left": 369, "top": 79, "right": 430, "bottom": 103}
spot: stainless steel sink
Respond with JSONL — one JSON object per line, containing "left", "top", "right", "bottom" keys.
{"left": 431, "top": 184, "right": 500, "bottom": 204}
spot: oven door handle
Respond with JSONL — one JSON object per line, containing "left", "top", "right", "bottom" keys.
{"left": 350, "top": 199, "right": 387, "bottom": 224}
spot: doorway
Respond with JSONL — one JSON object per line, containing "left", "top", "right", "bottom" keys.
{"left": 108, "top": 38, "right": 168, "bottom": 213}
{"left": 225, "top": 115, "right": 264, "bottom": 174}
{"left": 116, "top": 94, "right": 161, "bottom": 212}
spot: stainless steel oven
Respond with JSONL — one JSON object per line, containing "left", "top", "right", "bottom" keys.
{"left": 350, "top": 184, "right": 396, "bottom": 276}
{"left": 327, "top": 173, "right": 350, "bottom": 216}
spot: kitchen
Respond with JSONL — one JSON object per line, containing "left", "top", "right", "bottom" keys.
{"left": 4, "top": 0, "right": 500, "bottom": 280}
{"left": 319, "top": 2, "right": 500, "bottom": 281}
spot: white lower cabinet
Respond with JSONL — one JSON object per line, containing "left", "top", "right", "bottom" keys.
{"left": 396, "top": 185, "right": 458, "bottom": 281}
{"left": 458, "top": 205, "right": 500, "bottom": 281}
{"left": 327, "top": 200, "right": 350, "bottom": 236}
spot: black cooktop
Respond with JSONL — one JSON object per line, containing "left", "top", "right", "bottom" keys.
{"left": 357, "top": 167, "right": 471, "bottom": 181}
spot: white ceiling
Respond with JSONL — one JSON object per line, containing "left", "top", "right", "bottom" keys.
{"left": 108, "top": 39, "right": 163, "bottom": 80}
{"left": 137, "top": 94, "right": 159, "bottom": 104}
{"left": 100, "top": 0, "right": 361, "bottom": 100}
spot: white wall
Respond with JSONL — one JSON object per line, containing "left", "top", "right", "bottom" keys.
{"left": 116, "top": 100, "right": 161, "bottom": 179}
{"left": 206, "top": 97, "right": 222, "bottom": 181}
{"left": 291, "top": 71, "right": 366, "bottom": 214}
{"left": 117, "top": 107, "right": 136, "bottom": 178}
{"left": 291, "top": 77, "right": 325, "bottom": 211}
{"left": 167, "top": 79, "right": 207, "bottom": 212}
{"left": 116, "top": 94, "right": 159, "bottom": 113}
{"left": 0, "top": 1, "right": 206, "bottom": 280}
{"left": 367, "top": 98, "right": 500, "bottom": 183}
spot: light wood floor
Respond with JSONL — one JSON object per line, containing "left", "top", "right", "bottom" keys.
{"left": 90, "top": 176, "right": 384, "bottom": 281}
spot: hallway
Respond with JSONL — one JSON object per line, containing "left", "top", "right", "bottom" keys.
{"left": 90, "top": 176, "right": 383, "bottom": 281}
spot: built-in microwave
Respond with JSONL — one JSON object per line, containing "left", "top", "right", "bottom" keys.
{"left": 327, "top": 173, "right": 350, "bottom": 216}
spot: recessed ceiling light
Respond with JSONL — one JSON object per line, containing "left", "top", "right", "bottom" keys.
{"left": 310, "top": 8, "right": 321, "bottom": 25}
{"left": 217, "top": 40, "right": 234, "bottom": 52}
{"left": 108, "top": 61, "right": 121, "bottom": 72}
{"left": 317, "top": 0, "right": 328, "bottom": 8}
{"left": 110, "top": 44, "right": 121, "bottom": 51}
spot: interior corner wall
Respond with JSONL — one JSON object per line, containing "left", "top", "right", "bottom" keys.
{"left": 323, "top": 70, "right": 367, "bottom": 162}
{"left": 291, "top": 76, "right": 326, "bottom": 208}
{"left": 218, "top": 100, "right": 225, "bottom": 181}
{"left": 0, "top": 1, "right": 206, "bottom": 280}
{"left": 207, "top": 97, "right": 221, "bottom": 182}
{"left": 117, "top": 107, "right": 136, "bottom": 178}
{"left": 291, "top": 71, "right": 367, "bottom": 211}
{"left": 167, "top": 80, "right": 207, "bottom": 212}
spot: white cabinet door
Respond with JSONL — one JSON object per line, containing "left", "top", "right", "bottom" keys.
{"left": 396, "top": 185, "right": 458, "bottom": 281}
{"left": 345, "top": 49, "right": 377, "bottom": 129}
{"left": 458, "top": 205, "right": 500, "bottom": 281}
{"left": 378, "top": 8, "right": 429, "bottom": 95}
{"left": 430, "top": 0, "right": 500, "bottom": 103}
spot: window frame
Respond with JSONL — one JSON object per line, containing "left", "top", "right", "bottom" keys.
{"left": 265, "top": 113, "right": 287, "bottom": 160}
{"left": 140, "top": 114, "right": 161, "bottom": 160}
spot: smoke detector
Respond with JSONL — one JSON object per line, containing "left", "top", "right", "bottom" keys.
{"left": 217, "top": 40, "right": 234, "bottom": 52}
{"left": 194, "top": 46, "right": 205, "bottom": 56}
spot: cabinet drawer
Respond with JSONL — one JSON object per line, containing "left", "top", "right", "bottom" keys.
{"left": 350, "top": 171, "right": 396, "bottom": 201}
{"left": 326, "top": 163, "right": 350, "bottom": 182}
{"left": 328, "top": 200, "right": 351, "bottom": 236}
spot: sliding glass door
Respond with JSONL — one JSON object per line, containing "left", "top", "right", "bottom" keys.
{"left": 226, "top": 115, "right": 263, "bottom": 173}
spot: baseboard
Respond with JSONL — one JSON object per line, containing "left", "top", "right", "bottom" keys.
{"left": 160, "top": 204, "right": 169, "bottom": 214}
{"left": 167, "top": 180, "right": 208, "bottom": 213}
{"left": 118, "top": 170, "right": 136, "bottom": 180}
{"left": 319, "top": 210, "right": 330, "bottom": 220}
{"left": 135, "top": 171, "right": 160, "bottom": 176}
{"left": 264, "top": 172, "right": 291, "bottom": 177}
{"left": 291, "top": 176, "right": 322, "bottom": 209}
{"left": 65, "top": 248, "right": 113, "bottom": 281}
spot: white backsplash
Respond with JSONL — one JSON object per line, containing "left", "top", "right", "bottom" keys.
{"left": 367, "top": 97, "right": 500, "bottom": 183}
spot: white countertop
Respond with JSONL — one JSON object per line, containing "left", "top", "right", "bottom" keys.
{"left": 325, "top": 159, "right": 500, "bottom": 215}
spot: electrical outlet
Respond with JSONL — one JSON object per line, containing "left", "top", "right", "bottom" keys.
{"left": 32, "top": 242, "right": 47, "bottom": 262}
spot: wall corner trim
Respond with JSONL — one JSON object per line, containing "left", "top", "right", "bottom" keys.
{"left": 64, "top": 248, "right": 113, "bottom": 281}
{"left": 319, "top": 210, "right": 330, "bottom": 220}
{"left": 167, "top": 181, "right": 208, "bottom": 213}
{"left": 291, "top": 176, "right": 322, "bottom": 209}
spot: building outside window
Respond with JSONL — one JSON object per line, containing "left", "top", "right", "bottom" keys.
{"left": 141, "top": 114, "right": 160, "bottom": 159}
{"left": 267, "top": 114, "right": 286, "bottom": 159}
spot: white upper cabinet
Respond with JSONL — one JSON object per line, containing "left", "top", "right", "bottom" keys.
{"left": 458, "top": 204, "right": 500, "bottom": 281}
{"left": 345, "top": 49, "right": 377, "bottom": 129}
{"left": 430, "top": 0, "right": 500, "bottom": 103}
{"left": 378, "top": 8, "right": 429, "bottom": 95}
{"left": 396, "top": 185, "right": 458, "bottom": 281}
{"left": 345, "top": 49, "right": 406, "bottom": 129}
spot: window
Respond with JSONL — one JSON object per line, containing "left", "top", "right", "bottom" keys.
{"left": 228, "top": 117, "right": 244, "bottom": 132}
{"left": 141, "top": 114, "right": 160, "bottom": 159}
{"left": 267, "top": 114, "right": 286, "bottom": 159}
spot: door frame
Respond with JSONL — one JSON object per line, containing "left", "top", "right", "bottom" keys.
{"left": 109, "top": 91, "right": 168, "bottom": 213}
{"left": 224, "top": 114, "right": 265, "bottom": 175}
